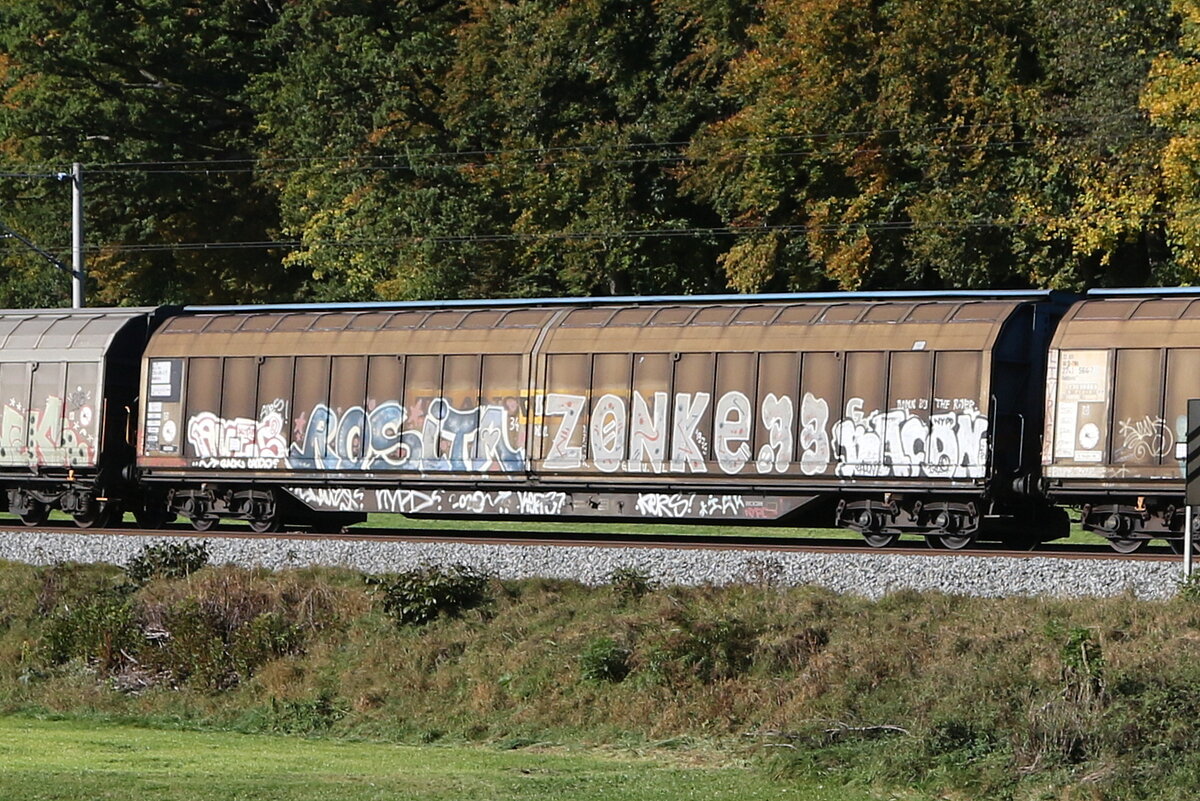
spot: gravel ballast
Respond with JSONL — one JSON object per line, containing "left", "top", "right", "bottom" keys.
{"left": 0, "top": 529, "right": 1188, "bottom": 599}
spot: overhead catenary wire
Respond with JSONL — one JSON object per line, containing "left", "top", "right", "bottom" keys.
{"left": 0, "top": 107, "right": 1173, "bottom": 262}
{"left": 5, "top": 213, "right": 1177, "bottom": 262}
{"left": 0, "top": 108, "right": 1162, "bottom": 178}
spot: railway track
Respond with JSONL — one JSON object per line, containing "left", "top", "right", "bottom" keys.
{"left": 0, "top": 523, "right": 1181, "bottom": 562}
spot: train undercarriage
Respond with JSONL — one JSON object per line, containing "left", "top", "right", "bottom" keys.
{"left": 832, "top": 493, "right": 1070, "bottom": 550}
{"left": 1077, "top": 498, "right": 1200, "bottom": 554}
{"left": 4, "top": 474, "right": 1193, "bottom": 558}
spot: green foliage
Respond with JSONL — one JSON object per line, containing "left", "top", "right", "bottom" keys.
{"left": 607, "top": 566, "right": 656, "bottom": 604}
{"left": 0, "top": 0, "right": 298, "bottom": 305}
{"left": 124, "top": 541, "right": 210, "bottom": 586}
{"left": 32, "top": 564, "right": 321, "bottom": 690}
{"left": 1061, "top": 625, "right": 1105, "bottom": 702}
{"left": 41, "top": 587, "right": 138, "bottom": 672}
{"left": 654, "top": 614, "right": 757, "bottom": 683}
{"left": 683, "top": 0, "right": 1175, "bottom": 293}
{"left": 1144, "top": 0, "right": 1200, "bottom": 282}
{"left": 578, "top": 636, "right": 631, "bottom": 683}
{"left": 369, "top": 563, "right": 492, "bottom": 626}
{"left": 0, "top": 0, "right": 1192, "bottom": 301}
{"left": 1178, "top": 570, "right": 1200, "bottom": 601}
{"left": 268, "top": 689, "right": 346, "bottom": 734}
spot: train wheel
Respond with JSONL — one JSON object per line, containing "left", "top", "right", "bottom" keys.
{"left": 862, "top": 532, "right": 900, "bottom": 548}
{"left": 189, "top": 516, "right": 218, "bottom": 532}
{"left": 932, "top": 534, "right": 975, "bottom": 551}
{"left": 18, "top": 502, "right": 48, "bottom": 528}
{"left": 1109, "top": 537, "right": 1148, "bottom": 554}
{"left": 249, "top": 514, "right": 283, "bottom": 533}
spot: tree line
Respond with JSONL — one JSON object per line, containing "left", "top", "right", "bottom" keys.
{"left": 0, "top": 0, "right": 1197, "bottom": 307}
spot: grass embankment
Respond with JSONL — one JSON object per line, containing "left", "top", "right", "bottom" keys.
{"left": 0, "top": 553, "right": 1197, "bottom": 800}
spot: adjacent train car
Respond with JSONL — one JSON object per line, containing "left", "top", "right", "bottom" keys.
{"left": 1043, "top": 288, "right": 1200, "bottom": 552}
{"left": 0, "top": 307, "right": 170, "bottom": 527}
{"left": 134, "top": 291, "right": 1071, "bottom": 547}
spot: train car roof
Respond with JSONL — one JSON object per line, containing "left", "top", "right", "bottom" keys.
{"left": 1087, "top": 286, "right": 1200, "bottom": 296}
{"left": 184, "top": 288, "right": 1066, "bottom": 314}
{"left": 0, "top": 306, "right": 160, "bottom": 357}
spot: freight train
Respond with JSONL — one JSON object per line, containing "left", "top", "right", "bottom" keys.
{"left": 0, "top": 288, "right": 1193, "bottom": 553}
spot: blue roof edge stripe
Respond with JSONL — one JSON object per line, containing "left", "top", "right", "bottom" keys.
{"left": 186, "top": 289, "right": 1062, "bottom": 314}
{"left": 1088, "top": 287, "right": 1200, "bottom": 296}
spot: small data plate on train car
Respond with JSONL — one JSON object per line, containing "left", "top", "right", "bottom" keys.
{"left": 1188, "top": 399, "right": 1200, "bottom": 506}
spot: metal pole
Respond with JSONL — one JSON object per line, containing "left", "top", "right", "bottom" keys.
{"left": 71, "top": 162, "right": 84, "bottom": 308}
{"left": 1187, "top": 506, "right": 1194, "bottom": 579}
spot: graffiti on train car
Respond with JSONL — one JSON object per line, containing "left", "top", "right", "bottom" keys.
{"left": 287, "top": 397, "right": 525, "bottom": 471}
{"left": 0, "top": 391, "right": 96, "bottom": 466}
{"left": 186, "top": 389, "right": 988, "bottom": 478}
{"left": 825, "top": 397, "right": 989, "bottom": 479}
{"left": 540, "top": 390, "right": 987, "bottom": 478}
{"left": 1114, "top": 414, "right": 1175, "bottom": 463}
{"left": 283, "top": 484, "right": 790, "bottom": 521}
{"left": 187, "top": 399, "right": 288, "bottom": 469}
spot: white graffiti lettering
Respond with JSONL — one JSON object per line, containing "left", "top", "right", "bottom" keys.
{"left": 590, "top": 394, "right": 626, "bottom": 473}
{"left": 543, "top": 393, "right": 585, "bottom": 469}
{"left": 714, "top": 391, "right": 752, "bottom": 475}
{"left": 516, "top": 491, "right": 569, "bottom": 516}
{"left": 831, "top": 397, "right": 988, "bottom": 479}
{"left": 636, "top": 492, "right": 697, "bottom": 518}
{"left": 799, "top": 392, "right": 831, "bottom": 476}
{"left": 697, "top": 494, "right": 746, "bottom": 517}
{"left": 670, "top": 392, "right": 710, "bottom": 473}
{"left": 290, "top": 398, "right": 524, "bottom": 472}
{"left": 757, "top": 393, "right": 795, "bottom": 474}
{"left": 189, "top": 398, "right": 287, "bottom": 461}
{"left": 1116, "top": 415, "right": 1174, "bottom": 462}
{"left": 628, "top": 391, "right": 668, "bottom": 473}
{"left": 287, "top": 486, "right": 365, "bottom": 513}
{"left": 374, "top": 488, "right": 444, "bottom": 514}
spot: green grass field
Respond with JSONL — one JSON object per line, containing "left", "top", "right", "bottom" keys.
{"left": 0, "top": 716, "right": 871, "bottom": 801}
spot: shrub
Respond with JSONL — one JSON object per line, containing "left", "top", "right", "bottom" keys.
{"left": 231, "top": 612, "right": 304, "bottom": 677}
{"left": 664, "top": 616, "right": 757, "bottom": 683}
{"left": 1179, "top": 571, "right": 1200, "bottom": 602}
{"left": 138, "top": 569, "right": 318, "bottom": 688}
{"left": 125, "top": 541, "right": 210, "bottom": 586}
{"left": 607, "top": 567, "right": 655, "bottom": 604}
{"left": 42, "top": 587, "right": 139, "bottom": 672}
{"left": 144, "top": 597, "right": 230, "bottom": 689}
{"left": 268, "top": 690, "right": 345, "bottom": 734}
{"left": 579, "top": 636, "right": 631, "bottom": 683}
{"left": 369, "top": 563, "right": 491, "bottom": 626}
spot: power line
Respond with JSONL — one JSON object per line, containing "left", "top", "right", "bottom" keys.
{"left": 13, "top": 213, "right": 1170, "bottom": 259}
{"left": 0, "top": 108, "right": 1159, "bottom": 177}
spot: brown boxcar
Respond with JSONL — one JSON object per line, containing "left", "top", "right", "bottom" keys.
{"left": 1042, "top": 289, "right": 1200, "bottom": 552}
{"left": 137, "top": 291, "right": 1069, "bottom": 546}
{"left": 0, "top": 307, "right": 167, "bottom": 527}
